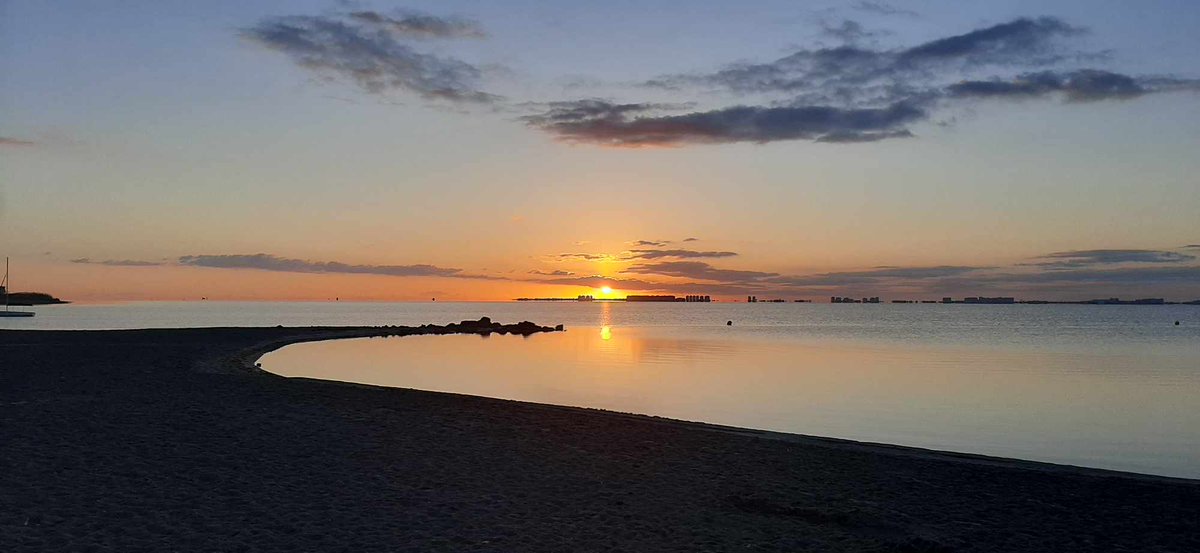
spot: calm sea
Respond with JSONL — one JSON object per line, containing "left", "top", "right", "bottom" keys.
{"left": 7, "top": 301, "right": 1200, "bottom": 478}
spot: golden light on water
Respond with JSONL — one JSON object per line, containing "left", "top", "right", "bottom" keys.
{"left": 600, "top": 325, "right": 612, "bottom": 340}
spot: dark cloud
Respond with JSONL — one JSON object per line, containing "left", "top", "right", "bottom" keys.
{"left": 898, "top": 17, "right": 1080, "bottom": 64}
{"left": 1185, "top": 245, "right": 1200, "bottom": 249}
{"left": 0, "top": 137, "right": 36, "bottom": 147}
{"left": 766, "top": 265, "right": 982, "bottom": 287}
{"left": 946, "top": 70, "right": 1175, "bottom": 102}
{"left": 682, "top": 237, "right": 699, "bottom": 242}
{"left": 345, "top": 10, "right": 485, "bottom": 39}
{"left": 977, "top": 265, "right": 1200, "bottom": 286}
{"left": 525, "top": 99, "right": 926, "bottom": 147}
{"left": 646, "top": 18, "right": 1082, "bottom": 98}
{"left": 531, "top": 17, "right": 1190, "bottom": 147}
{"left": 554, "top": 252, "right": 613, "bottom": 261}
{"left": 627, "top": 249, "right": 738, "bottom": 259}
{"left": 633, "top": 240, "right": 668, "bottom": 247}
{"left": 70, "top": 258, "right": 163, "bottom": 267}
{"left": 178, "top": 253, "right": 497, "bottom": 279}
{"left": 242, "top": 11, "right": 497, "bottom": 103}
{"left": 623, "top": 261, "right": 778, "bottom": 282}
{"left": 852, "top": 1, "right": 919, "bottom": 18}
{"left": 1026, "top": 249, "right": 1196, "bottom": 268}
{"left": 520, "top": 100, "right": 689, "bottom": 127}
{"left": 528, "top": 269, "right": 574, "bottom": 276}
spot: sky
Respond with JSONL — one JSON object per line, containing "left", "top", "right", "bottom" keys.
{"left": 1, "top": 0, "right": 1198, "bottom": 301}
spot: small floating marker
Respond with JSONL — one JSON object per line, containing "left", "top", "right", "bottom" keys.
{"left": 727, "top": 320, "right": 733, "bottom": 326}
{"left": 1176, "top": 321, "right": 1181, "bottom": 326}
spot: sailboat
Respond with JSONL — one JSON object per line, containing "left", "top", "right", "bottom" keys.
{"left": 1, "top": 257, "right": 36, "bottom": 317}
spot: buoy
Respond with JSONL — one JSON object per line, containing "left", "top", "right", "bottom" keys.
{"left": 1176, "top": 321, "right": 1181, "bottom": 326}
{"left": 727, "top": 320, "right": 733, "bottom": 326}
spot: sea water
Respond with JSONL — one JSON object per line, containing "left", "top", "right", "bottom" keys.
{"left": 7, "top": 301, "right": 1199, "bottom": 478}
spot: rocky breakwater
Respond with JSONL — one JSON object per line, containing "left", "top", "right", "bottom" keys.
{"left": 420, "top": 317, "right": 564, "bottom": 336}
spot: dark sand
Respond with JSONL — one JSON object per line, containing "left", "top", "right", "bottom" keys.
{"left": 2, "top": 326, "right": 1198, "bottom": 552}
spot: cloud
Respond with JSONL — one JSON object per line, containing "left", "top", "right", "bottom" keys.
{"left": 70, "top": 258, "right": 163, "bottom": 267}
{"left": 646, "top": 17, "right": 1082, "bottom": 97}
{"left": 977, "top": 266, "right": 1200, "bottom": 286}
{"left": 1185, "top": 245, "right": 1200, "bottom": 249}
{"left": 627, "top": 249, "right": 738, "bottom": 259}
{"left": 852, "top": 1, "right": 919, "bottom": 18}
{"left": 345, "top": 9, "right": 485, "bottom": 39}
{"left": 0, "top": 137, "right": 36, "bottom": 147}
{"left": 528, "top": 269, "right": 574, "bottom": 276}
{"left": 946, "top": 70, "right": 1197, "bottom": 102}
{"left": 527, "top": 16, "right": 1193, "bottom": 148}
{"left": 1026, "top": 249, "right": 1196, "bottom": 268}
{"left": 529, "top": 274, "right": 673, "bottom": 291}
{"left": 623, "top": 261, "right": 778, "bottom": 282}
{"left": 530, "top": 273, "right": 760, "bottom": 296}
{"left": 554, "top": 252, "right": 615, "bottom": 261}
{"left": 898, "top": 17, "right": 1081, "bottom": 64}
{"left": 815, "top": 129, "right": 914, "bottom": 143}
{"left": 682, "top": 237, "right": 699, "bottom": 242}
{"left": 178, "top": 253, "right": 498, "bottom": 279}
{"left": 766, "top": 265, "right": 983, "bottom": 287}
{"left": 242, "top": 10, "right": 497, "bottom": 103}
{"left": 519, "top": 16, "right": 1200, "bottom": 149}
{"left": 525, "top": 99, "right": 926, "bottom": 147}
{"left": 633, "top": 240, "right": 668, "bottom": 247}
{"left": 820, "top": 20, "right": 884, "bottom": 44}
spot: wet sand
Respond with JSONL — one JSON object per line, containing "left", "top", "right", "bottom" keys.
{"left": 2, "top": 326, "right": 1198, "bottom": 552}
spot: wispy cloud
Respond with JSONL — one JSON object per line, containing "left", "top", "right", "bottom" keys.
{"left": 525, "top": 99, "right": 927, "bottom": 146}
{"left": 623, "top": 261, "right": 778, "bottom": 283}
{"left": 819, "top": 20, "right": 886, "bottom": 44}
{"left": 554, "top": 252, "right": 616, "bottom": 261}
{"left": 766, "top": 265, "right": 983, "bottom": 287}
{"left": 178, "top": 253, "right": 499, "bottom": 279}
{"left": 627, "top": 249, "right": 738, "bottom": 260}
{"left": 242, "top": 9, "right": 498, "bottom": 103}
{"left": 345, "top": 9, "right": 485, "bottom": 39}
{"left": 852, "top": 1, "right": 919, "bottom": 18}
{"left": 528, "top": 269, "right": 574, "bottom": 276}
{"left": 1026, "top": 249, "right": 1196, "bottom": 268}
{"left": 70, "top": 258, "right": 164, "bottom": 267}
{"left": 948, "top": 70, "right": 1198, "bottom": 102}
{"left": 976, "top": 265, "right": 1200, "bottom": 286}
{"left": 0, "top": 136, "right": 36, "bottom": 147}
{"left": 632, "top": 239, "right": 668, "bottom": 247}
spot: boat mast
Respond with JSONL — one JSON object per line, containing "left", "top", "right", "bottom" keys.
{"left": 3, "top": 257, "right": 9, "bottom": 312}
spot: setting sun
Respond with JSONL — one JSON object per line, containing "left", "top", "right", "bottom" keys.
{"left": 601, "top": 286, "right": 613, "bottom": 295}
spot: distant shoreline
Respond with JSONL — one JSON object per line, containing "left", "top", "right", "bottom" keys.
{"left": 4, "top": 292, "right": 69, "bottom": 306}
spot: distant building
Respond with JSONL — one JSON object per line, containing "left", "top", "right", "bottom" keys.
{"left": 963, "top": 297, "right": 1015, "bottom": 304}
{"left": 626, "top": 295, "right": 680, "bottom": 302}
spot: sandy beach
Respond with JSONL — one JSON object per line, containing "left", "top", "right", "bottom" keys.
{"left": 2, "top": 326, "right": 1198, "bottom": 552}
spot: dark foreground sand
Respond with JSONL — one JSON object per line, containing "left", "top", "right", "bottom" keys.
{"left": 2, "top": 327, "right": 1198, "bottom": 552}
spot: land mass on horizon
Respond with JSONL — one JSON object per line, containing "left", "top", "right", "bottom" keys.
{"left": 2, "top": 292, "right": 69, "bottom": 306}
